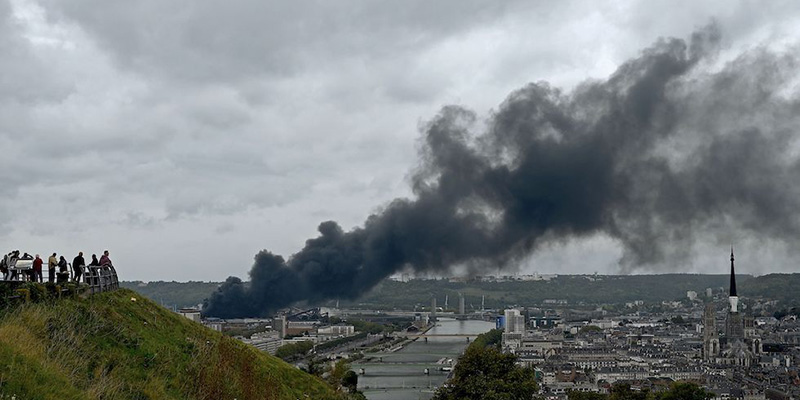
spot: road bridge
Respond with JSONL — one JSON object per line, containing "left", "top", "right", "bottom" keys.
{"left": 404, "top": 333, "right": 476, "bottom": 338}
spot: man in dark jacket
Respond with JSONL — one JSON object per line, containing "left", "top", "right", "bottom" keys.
{"left": 0, "top": 253, "right": 8, "bottom": 280}
{"left": 72, "top": 252, "right": 85, "bottom": 282}
{"left": 57, "top": 256, "right": 69, "bottom": 283}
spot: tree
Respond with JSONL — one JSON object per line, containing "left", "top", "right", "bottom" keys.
{"left": 274, "top": 340, "right": 314, "bottom": 360}
{"left": 342, "top": 370, "right": 358, "bottom": 393}
{"left": 608, "top": 383, "right": 649, "bottom": 400}
{"left": 568, "top": 391, "right": 607, "bottom": 400}
{"left": 580, "top": 325, "right": 603, "bottom": 334}
{"left": 328, "top": 359, "right": 351, "bottom": 388}
{"left": 471, "top": 328, "right": 503, "bottom": 349}
{"left": 432, "top": 345, "right": 538, "bottom": 400}
{"left": 654, "top": 382, "right": 713, "bottom": 400}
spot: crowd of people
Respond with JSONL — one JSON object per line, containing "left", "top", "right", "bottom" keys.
{"left": 0, "top": 249, "right": 114, "bottom": 283}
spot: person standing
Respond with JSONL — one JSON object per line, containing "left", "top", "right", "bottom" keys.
{"left": 1, "top": 252, "right": 9, "bottom": 280}
{"left": 72, "top": 252, "right": 85, "bottom": 282}
{"left": 99, "top": 250, "right": 113, "bottom": 267}
{"left": 32, "top": 254, "right": 43, "bottom": 283}
{"left": 48, "top": 253, "right": 57, "bottom": 283}
{"left": 57, "top": 256, "right": 68, "bottom": 283}
{"left": 8, "top": 250, "right": 20, "bottom": 281}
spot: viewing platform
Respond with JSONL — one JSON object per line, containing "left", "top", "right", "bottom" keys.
{"left": 1, "top": 264, "right": 120, "bottom": 301}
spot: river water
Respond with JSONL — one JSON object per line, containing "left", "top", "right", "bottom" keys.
{"left": 352, "top": 318, "right": 495, "bottom": 400}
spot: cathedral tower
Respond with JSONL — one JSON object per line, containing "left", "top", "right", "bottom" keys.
{"left": 729, "top": 247, "right": 738, "bottom": 313}
{"left": 703, "top": 303, "right": 720, "bottom": 361}
{"left": 725, "top": 248, "right": 745, "bottom": 341}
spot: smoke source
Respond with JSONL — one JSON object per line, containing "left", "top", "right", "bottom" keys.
{"left": 204, "top": 26, "right": 800, "bottom": 318}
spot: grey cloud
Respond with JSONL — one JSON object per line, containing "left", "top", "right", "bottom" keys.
{"left": 40, "top": 1, "right": 535, "bottom": 85}
{"left": 121, "top": 211, "right": 159, "bottom": 229}
{"left": 214, "top": 222, "right": 236, "bottom": 235}
{"left": 4, "top": 0, "right": 800, "bottom": 285}
{"left": 205, "top": 26, "right": 800, "bottom": 317}
{"left": 0, "top": 3, "right": 73, "bottom": 104}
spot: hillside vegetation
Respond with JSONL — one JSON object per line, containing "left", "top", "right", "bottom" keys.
{"left": 0, "top": 288, "right": 340, "bottom": 400}
{"left": 340, "top": 274, "right": 763, "bottom": 310}
{"left": 737, "top": 273, "right": 800, "bottom": 303}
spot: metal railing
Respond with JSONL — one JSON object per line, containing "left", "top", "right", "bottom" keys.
{"left": 2, "top": 262, "right": 119, "bottom": 296}
{"left": 82, "top": 265, "right": 120, "bottom": 294}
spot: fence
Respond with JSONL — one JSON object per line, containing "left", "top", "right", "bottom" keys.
{"left": 2, "top": 264, "right": 120, "bottom": 298}
{"left": 82, "top": 265, "right": 120, "bottom": 294}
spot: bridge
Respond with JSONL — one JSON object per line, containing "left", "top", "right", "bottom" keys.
{"left": 396, "top": 332, "right": 478, "bottom": 343}
{"left": 403, "top": 333, "right": 476, "bottom": 338}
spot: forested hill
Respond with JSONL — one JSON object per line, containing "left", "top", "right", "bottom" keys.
{"left": 122, "top": 273, "right": 800, "bottom": 311}
{"left": 342, "top": 274, "right": 750, "bottom": 310}
{"left": 121, "top": 281, "right": 221, "bottom": 309}
{"left": 0, "top": 288, "right": 339, "bottom": 399}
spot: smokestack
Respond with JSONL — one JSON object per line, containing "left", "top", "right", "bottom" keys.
{"left": 203, "top": 25, "right": 800, "bottom": 318}
{"left": 459, "top": 293, "right": 466, "bottom": 315}
{"left": 431, "top": 296, "right": 437, "bottom": 320}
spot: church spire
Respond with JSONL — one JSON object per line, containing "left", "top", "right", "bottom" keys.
{"left": 729, "top": 246, "right": 737, "bottom": 297}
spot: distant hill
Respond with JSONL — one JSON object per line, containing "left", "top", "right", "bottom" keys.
{"left": 341, "top": 274, "right": 752, "bottom": 310}
{"left": 739, "top": 273, "right": 800, "bottom": 303}
{"left": 120, "top": 273, "right": 800, "bottom": 313}
{"left": 0, "top": 288, "right": 339, "bottom": 400}
{"left": 120, "top": 280, "right": 221, "bottom": 309}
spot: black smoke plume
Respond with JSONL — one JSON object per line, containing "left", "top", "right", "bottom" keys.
{"left": 204, "top": 26, "right": 800, "bottom": 318}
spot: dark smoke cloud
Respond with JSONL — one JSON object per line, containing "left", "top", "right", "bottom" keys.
{"left": 204, "top": 25, "right": 800, "bottom": 318}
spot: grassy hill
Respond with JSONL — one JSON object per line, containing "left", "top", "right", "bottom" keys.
{"left": 0, "top": 288, "right": 340, "bottom": 400}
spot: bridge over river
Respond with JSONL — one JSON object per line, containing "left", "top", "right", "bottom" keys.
{"left": 399, "top": 332, "right": 477, "bottom": 340}
{"left": 354, "top": 318, "right": 495, "bottom": 400}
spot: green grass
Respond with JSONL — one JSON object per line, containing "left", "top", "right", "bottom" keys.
{"left": 0, "top": 288, "right": 340, "bottom": 400}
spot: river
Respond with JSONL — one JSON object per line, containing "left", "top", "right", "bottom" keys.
{"left": 351, "top": 318, "right": 495, "bottom": 400}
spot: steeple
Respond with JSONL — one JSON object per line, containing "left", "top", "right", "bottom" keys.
{"left": 728, "top": 247, "right": 739, "bottom": 313}
{"left": 729, "top": 246, "right": 737, "bottom": 297}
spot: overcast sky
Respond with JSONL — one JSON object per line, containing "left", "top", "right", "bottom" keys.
{"left": 2, "top": 0, "right": 800, "bottom": 281}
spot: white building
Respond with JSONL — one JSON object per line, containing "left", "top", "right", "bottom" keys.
{"left": 504, "top": 309, "right": 526, "bottom": 334}
{"left": 317, "top": 325, "right": 355, "bottom": 336}
{"left": 178, "top": 308, "right": 201, "bottom": 323}
{"left": 502, "top": 309, "right": 527, "bottom": 350}
{"left": 591, "top": 319, "right": 617, "bottom": 329}
{"left": 594, "top": 367, "right": 649, "bottom": 383}
{"left": 242, "top": 332, "right": 284, "bottom": 355}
